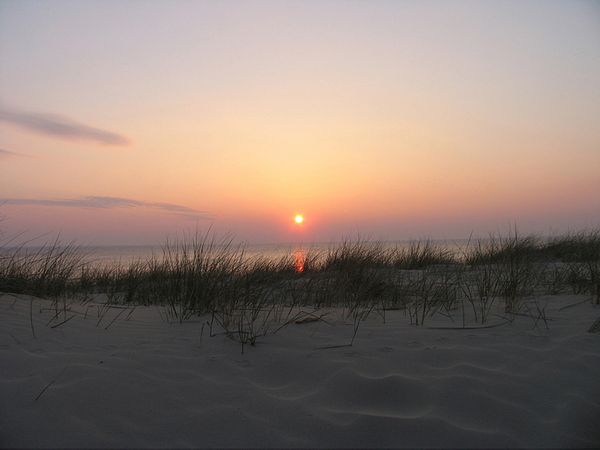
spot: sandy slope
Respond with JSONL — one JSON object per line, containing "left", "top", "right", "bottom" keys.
{"left": 1, "top": 293, "right": 599, "bottom": 448}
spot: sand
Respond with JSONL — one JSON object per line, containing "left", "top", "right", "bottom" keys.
{"left": 1, "top": 293, "right": 599, "bottom": 448}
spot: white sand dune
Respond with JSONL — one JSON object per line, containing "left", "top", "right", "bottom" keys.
{"left": 1, "top": 293, "right": 599, "bottom": 448}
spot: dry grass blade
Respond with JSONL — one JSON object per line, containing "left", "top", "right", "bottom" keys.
{"left": 558, "top": 297, "right": 592, "bottom": 311}
{"left": 426, "top": 322, "right": 510, "bottom": 330}
{"left": 34, "top": 366, "right": 68, "bottom": 402}
{"left": 29, "top": 297, "right": 36, "bottom": 338}
{"left": 50, "top": 314, "right": 75, "bottom": 329}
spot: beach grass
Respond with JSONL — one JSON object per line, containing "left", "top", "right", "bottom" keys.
{"left": 2, "top": 228, "right": 600, "bottom": 346}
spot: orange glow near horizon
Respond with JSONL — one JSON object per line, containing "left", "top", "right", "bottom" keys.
{"left": 1, "top": 2, "right": 599, "bottom": 244}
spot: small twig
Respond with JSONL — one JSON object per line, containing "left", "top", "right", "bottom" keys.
{"left": 96, "top": 305, "right": 112, "bottom": 327}
{"left": 435, "top": 309, "right": 454, "bottom": 320}
{"left": 88, "top": 303, "right": 130, "bottom": 309}
{"left": 350, "top": 304, "right": 375, "bottom": 346}
{"left": 426, "top": 321, "right": 510, "bottom": 330}
{"left": 304, "top": 310, "right": 332, "bottom": 325}
{"left": 50, "top": 315, "right": 75, "bottom": 329}
{"left": 104, "top": 307, "right": 128, "bottom": 330}
{"left": 558, "top": 297, "right": 592, "bottom": 312}
{"left": 34, "top": 366, "right": 68, "bottom": 402}
{"left": 46, "top": 309, "right": 63, "bottom": 327}
{"left": 510, "top": 311, "right": 554, "bottom": 321}
{"left": 125, "top": 306, "right": 137, "bottom": 321}
{"left": 272, "top": 310, "right": 330, "bottom": 335}
{"left": 493, "top": 313, "right": 516, "bottom": 324}
{"left": 29, "top": 297, "right": 36, "bottom": 339}
{"left": 316, "top": 343, "right": 352, "bottom": 350}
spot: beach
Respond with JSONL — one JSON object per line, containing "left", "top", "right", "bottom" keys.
{"left": 2, "top": 292, "right": 599, "bottom": 448}
{"left": 3, "top": 1, "right": 600, "bottom": 447}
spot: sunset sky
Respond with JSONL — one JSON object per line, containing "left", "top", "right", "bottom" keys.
{"left": 1, "top": 0, "right": 599, "bottom": 245}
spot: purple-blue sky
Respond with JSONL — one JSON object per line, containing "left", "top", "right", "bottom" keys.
{"left": 1, "top": 0, "right": 599, "bottom": 244}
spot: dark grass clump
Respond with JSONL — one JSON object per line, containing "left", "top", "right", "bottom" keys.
{"left": 463, "top": 230, "right": 541, "bottom": 313}
{"left": 464, "top": 231, "right": 541, "bottom": 266}
{"left": 391, "top": 239, "right": 457, "bottom": 269}
{"left": 0, "top": 237, "right": 86, "bottom": 298}
{"left": 542, "top": 230, "right": 600, "bottom": 262}
{"left": 314, "top": 239, "right": 393, "bottom": 308}
{"left": 320, "top": 238, "right": 391, "bottom": 271}
{"left": 544, "top": 231, "right": 600, "bottom": 303}
{"left": 460, "top": 228, "right": 600, "bottom": 305}
{"left": 137, "top": 233, "right": 247, "bottom": 321}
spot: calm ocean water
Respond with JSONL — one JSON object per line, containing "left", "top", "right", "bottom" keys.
{"left": 75, "top": 239, "right": 470, "bottom": 268}
{"left": 2, "top": 239, "right": 476, "bottom": 269}
{"left": 81, "top": 243, "right": 306, "bottom": 266}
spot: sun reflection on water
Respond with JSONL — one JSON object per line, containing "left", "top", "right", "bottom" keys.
{"left": 293, "top": 249, "right": 305, "bottom": 273}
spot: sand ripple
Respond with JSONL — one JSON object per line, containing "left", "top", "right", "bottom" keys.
{"left": 1, "top": 294, "right": 599, "bottom": 447}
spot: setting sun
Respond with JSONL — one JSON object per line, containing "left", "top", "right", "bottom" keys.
{"left": 294, "top": 214, "right": 304, "bottom": 224}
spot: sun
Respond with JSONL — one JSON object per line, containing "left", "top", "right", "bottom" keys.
{"left": 294, "top": 214, "right": 304, "bottom": 224}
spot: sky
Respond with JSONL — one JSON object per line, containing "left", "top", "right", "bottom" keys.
{"left": 1, "top": 0, "right": 599, "bottom": 245}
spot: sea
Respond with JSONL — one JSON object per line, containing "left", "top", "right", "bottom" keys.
{"left": 1, "top": 237, "right": 487, "bottom": 271}
{"left": 66, "top": 239, "right": 471, "bottom": 268}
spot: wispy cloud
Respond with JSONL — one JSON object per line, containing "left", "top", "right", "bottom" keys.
{"left": 1, "top": 196, "right": 209, "bottom": 218}
{"left": 0, "top": 107, "right": 130, "bottom": 146}
{"left": 0, "top": 148, "right": 26, "bottom": 159}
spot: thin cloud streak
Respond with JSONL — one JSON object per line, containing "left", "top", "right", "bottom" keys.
{"left": 1, "top": 196, "right": 210, "bottom": 218}
{"left": 0, "top": 107, "right": 130, "bottom": 146}
{"left": 0, "top": 148, "right": 26, "bottom": 159}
